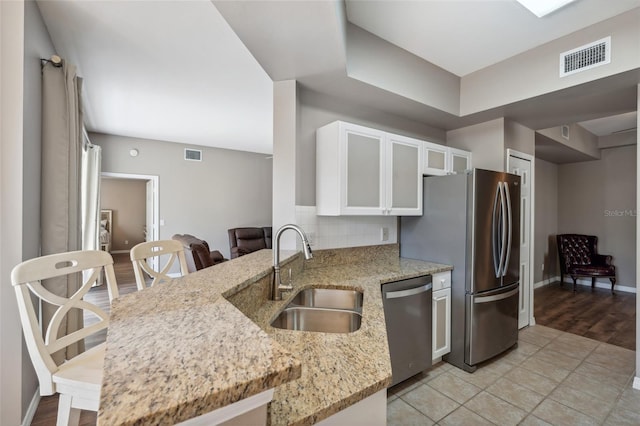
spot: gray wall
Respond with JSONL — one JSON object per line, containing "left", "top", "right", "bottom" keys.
{"left": 538, "top": 124, "right": 600, "bottom": 159}
{"left": 558, "top": 145, "right": 637, "bottom": 289}
{"left": 505, "top": 120, "right": 535, "bottom": 157}
{"left": 534, "top": 159, "right": 559, "bottom": 283}
{"left": 93, "top": 133, "right": 273, "bottom": 259}
{"left": 345, "top": 23, "right": 460, "bottom": 116}
{"left": 21, "top": 0, "right": 55, "bottom": 417}
{"left": 461, "top": 9, "right": 640, "bottom": 115}
{"left": 446, "top": 118, "right": 505, "bottom": 172}
{"left": 101, "top": 179, "right": 147, "bottom": 252}
{"left": 297, "top": 87, "right": 446, "bottom": 206}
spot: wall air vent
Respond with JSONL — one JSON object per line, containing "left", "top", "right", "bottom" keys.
{"left": 560, "top": 37, "right": 610, "bottom": 77}
{"left": 184, "top": 148, "right": 202, "bottom": 161}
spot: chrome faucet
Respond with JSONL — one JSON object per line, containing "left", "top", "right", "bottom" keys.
{"left": 271, "top": 224, "right": 313, "bottom": 301}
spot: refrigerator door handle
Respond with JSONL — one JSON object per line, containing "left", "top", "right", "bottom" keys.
{"left": 473, "top": 286, "right": 519, "bottom": 303}
{"left": 502, "top": 182, "right": 513, "bottom": 277}
{"left": 491, "top": 182, "right": 502, "bottom": 278}
{"left": 499, "top": 182, "right": 507, "bottom": 278}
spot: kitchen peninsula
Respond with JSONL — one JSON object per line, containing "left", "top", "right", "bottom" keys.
{"left": 98, "top": 244, "right": 451, "bottom": 425}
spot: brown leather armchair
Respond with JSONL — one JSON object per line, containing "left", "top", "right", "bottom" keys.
{"left": 228, "top": 227, "right": 272, "bottom": 259}
{"left": 171, "top": 234, "right": 226, "bottom": 272}
{"left": 556, "top": 234, "right": 616, "bottom": 293}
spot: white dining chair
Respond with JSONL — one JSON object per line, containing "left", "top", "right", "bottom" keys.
{"left": 129, "top": 239, "right": 189, "bottom": 290}
{"left": 11, "top": 250, "right": 119, "bottom": 426}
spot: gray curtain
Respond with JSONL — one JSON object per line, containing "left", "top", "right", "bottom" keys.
{"left": 41, "top": 59, "right": 84, "bottom": 362}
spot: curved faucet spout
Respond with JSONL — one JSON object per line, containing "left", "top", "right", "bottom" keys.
{"left": 272, "top": 224, "right": 313, "bottom": 301}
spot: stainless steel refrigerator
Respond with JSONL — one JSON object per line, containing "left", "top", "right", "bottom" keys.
{"left": 400, "top": 169, "right": 520, "bottom": 372}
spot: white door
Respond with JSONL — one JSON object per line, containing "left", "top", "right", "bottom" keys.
{"left": 508, "top": 154, "right": 532, "bottom": 329}
{"left": 146, "top": 179, "right": 155, "bottom": 242}
{"left": 145, "top": 179, "right": 158, "bottom": 271}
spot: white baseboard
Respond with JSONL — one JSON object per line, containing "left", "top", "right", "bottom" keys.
{"left": 534, "top": 276, "right": 560, "bottom": 289}
{"left": 111, "top": 249, "right": 130, "bottom": 254}
{"left": 23, "top": 388, "right": 40, "bottom": 426}
{"left": 634, "top": 376, "right": 640, "bottom": 390}
{"left": 537, "top": 276, "right": 636, "bottom": 294}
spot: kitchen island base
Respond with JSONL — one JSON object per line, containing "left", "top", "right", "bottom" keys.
{"left": 176, "top": 389, "right": 273, "bottom": 426}
{"left": 316, "top": 389, "right": 386, "bottom": 426}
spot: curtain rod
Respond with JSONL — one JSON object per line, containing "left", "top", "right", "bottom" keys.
{"left": 40, "top": 54, "right": 63, "bottom": 67}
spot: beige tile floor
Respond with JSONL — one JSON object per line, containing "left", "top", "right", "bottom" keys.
{"left": 387, "top": 325, "right": 639, "bottom": 425}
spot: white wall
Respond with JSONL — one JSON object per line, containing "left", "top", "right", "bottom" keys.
{"left": 1, "top": 1, "right": 26, "bottom": 424}
{"left": 93, "top": 133, "right": 273, "bottom": 260}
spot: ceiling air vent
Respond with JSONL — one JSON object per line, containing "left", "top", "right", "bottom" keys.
{"left": 184, "top": 148, "right": 202, "bottom": 161}
{"left": 561, "top": 125, "right": 570, "bottom": 139}
{"left": 560, "top": 37, "right": 610, "bottom": 77}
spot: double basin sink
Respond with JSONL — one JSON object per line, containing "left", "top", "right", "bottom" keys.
{"left": 271, "top": 288, "right": 363, "bottom": 333}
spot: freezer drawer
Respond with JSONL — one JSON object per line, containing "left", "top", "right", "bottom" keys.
{"left": 466, "top": 284, "right": 519, "bottom": 366}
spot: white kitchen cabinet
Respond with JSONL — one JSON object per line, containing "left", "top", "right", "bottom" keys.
{"left": 448, "top": 147, "right": 472, "bottom": 174}
{"left": 423, "top": 142, "right": 472, "bottom": 176}
{"left": 423, "top": 142, "right": 449, "bottom": 176}
{"left": 432, "top": 271, "right": 451, "bottom": 360}
{"left": 316, "top": 121, "right": 422, "bottom": 216}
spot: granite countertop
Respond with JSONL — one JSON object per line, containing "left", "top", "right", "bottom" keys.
{"left": 98, "top": 244, "right": 451, "bottom": 425}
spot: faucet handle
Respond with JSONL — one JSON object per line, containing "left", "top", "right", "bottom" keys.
{"left": 278, "top": 268, "right": 294, "bottom": 293}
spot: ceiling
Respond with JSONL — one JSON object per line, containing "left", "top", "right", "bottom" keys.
{"left": 37, "top": 0, "right": 639, "bottom": 157}
{"left": 345, "top": 0, "right": 640, "bottom": 77}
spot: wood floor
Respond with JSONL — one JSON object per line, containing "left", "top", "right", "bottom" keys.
{"left": 31, "top": 266, "right": 636, "bottom": 424}
{"left": 534, "top": 281, "right": 636, "bottom": 351}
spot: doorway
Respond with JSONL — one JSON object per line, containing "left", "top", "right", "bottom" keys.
{"left": 507, "top": 149, "right": 534, "bottom": 329}
{"left": 100, "top": 172, "right": 159, "bottom": 266}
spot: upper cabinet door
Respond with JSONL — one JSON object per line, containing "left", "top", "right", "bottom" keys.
{"left": 423, "top": 142, "right": 449, "bottom": 176}
{"left": 449, "top": 147, "right": 472, "bottom": 174}
{"left": 423, "top": 143, "right": 473, "bottom": 176}
{"left": 317, "top": 121, "right": 386, "bottom": 215}
{"left": 343, "top": 125, "right": 386, "bottom": 214}
{"left": 386, "top": 134, "right": 423, "bottom": 216}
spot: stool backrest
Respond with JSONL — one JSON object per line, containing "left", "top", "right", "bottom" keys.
{"left": 11, "top": 250, "right": 118, "bottom": 394}
{"left": 130, "top": 240, "right": 189, "bottom": 289}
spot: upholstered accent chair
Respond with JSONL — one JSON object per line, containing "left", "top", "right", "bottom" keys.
{"left": 228, "top": 227, "right": 273, "bottom": 259}
{"left": 171, "top": 234, "right": 227, "bottom": 272}
{"left": 556, "top": 234, "right": 616, "bottom": 293}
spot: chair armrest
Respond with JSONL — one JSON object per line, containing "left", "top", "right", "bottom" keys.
{"left": 231, "top": 247, "right": 251, "bottom": 258}
{"left": 210, "top": 250, "right": 225, "bottom": 263}
{"left": 593, "top": 254, "right": 613, "bottom": 266}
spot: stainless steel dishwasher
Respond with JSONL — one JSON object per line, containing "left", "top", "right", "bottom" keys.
{"left": 382, "top": 274, "right": 433, "bottom": 386}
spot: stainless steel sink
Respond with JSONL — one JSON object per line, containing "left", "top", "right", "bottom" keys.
{"left": 286, "top": 288, "right": 363, "bottom": 312}
{"left": 270, "top": 287, "right": 364, "bottom": 333}
{"left": 270, "top": 307, "right": 362, "bottom": 333}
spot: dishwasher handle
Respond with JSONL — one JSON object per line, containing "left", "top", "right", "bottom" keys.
{"left": 385, "top": 283, "right": 433, "bottom": 299}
